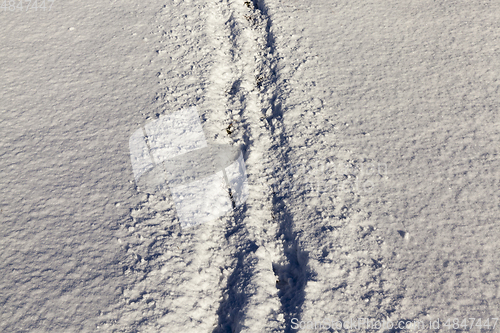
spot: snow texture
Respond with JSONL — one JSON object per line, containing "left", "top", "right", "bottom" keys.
{"left": 1, "top": 0, "right": 499, "bottom": 332}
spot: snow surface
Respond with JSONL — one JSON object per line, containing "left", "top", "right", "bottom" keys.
{"left": 1, "top": 0, "right": 499, "bottom": 332}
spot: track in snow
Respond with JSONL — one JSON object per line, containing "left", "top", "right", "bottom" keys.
{"left": 204, "top": 0, "right": 313, "bottom": 331}
{"left": 101, "top": 0, "right": 312, "bottom": 331}
{"left": 205, "top": 0, "right": 287, "bottom": 330}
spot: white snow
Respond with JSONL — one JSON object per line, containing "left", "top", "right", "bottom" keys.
{"left": 1, "top": 0, "right": 499, "bottom": 332}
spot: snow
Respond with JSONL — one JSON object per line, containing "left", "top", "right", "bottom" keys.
{"left": 1, "top": 0, "right": 499, "bottom": 332}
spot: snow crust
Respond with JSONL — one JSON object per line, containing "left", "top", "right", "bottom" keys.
{"left": 1, "top": 0, "right": 499, "bottom": 332}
